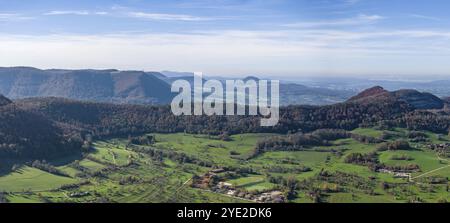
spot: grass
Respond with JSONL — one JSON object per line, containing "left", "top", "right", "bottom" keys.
{"left": 351, "top": 128, "right": 384, "bottom": 138}
{"left": 0, "top": 166, "right": 76, "bottom": 192}
{"left": 227, "top": 175, "right": 277, "bottom": 191}
{"left": 0, "top": 129, "right": 448, "bottom": 203}
{"left": 379, "top": 149, "right": 448, "bottom": 176}
{"left": 79, "top": 160, "right": 105, "bottom": 171}
{"left": 91, "top": 141, "right": 134, "bottom": 166}
{"left": 153, "top": 133, "right": 276, "bottom": 166}
{"left": 333, "top": 138, "right": 378, "bottom": 154}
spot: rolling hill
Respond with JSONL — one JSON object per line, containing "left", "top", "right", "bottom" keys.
{"left": 0, "top": 67, "right": 173, "bottom": 104}
{"left": 0, "top": 99, "right": 81, "bottom": 161}
{"left": 348, "top": 86, "right": 445, "bottom": 110}
{"left": 0, "top": 95, "right": 12, "bottom": 106}
{"left": 0, "top": 85, "right": 448, "bottom": 167}
{"left": 0, "top": 67, "right": 358, "bottom": 106}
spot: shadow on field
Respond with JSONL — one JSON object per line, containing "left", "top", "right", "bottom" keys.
{"left": 0, "top": 151, "right": 83, "bottom": 177}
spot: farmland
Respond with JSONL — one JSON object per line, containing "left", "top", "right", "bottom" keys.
{"left": 0, "top": 129, "right": 449, "bottom": 203}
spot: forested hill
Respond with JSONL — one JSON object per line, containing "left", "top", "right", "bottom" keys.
{"left": 0, "top": 67, "right": 174, "bottom": 104}
{"left": 14, "top": 87, "right": 449, "bottom": 136}
{"left": 1, "top": 87, "right": 449, "bottom": 161}
{"left": 0, "top": 99, "right": 81, "bottom": 160}
{"left": 0, "top": 67, "right": 356, "bottom": 106}
{"left": 347, "top": 86, "right": 444, "bottom": 110}
{"left": 0, "top": 95, "right": 12, "bottom": 106}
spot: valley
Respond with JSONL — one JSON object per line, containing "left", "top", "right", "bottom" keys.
{"left": 0, "top": 128, "right": 448, "bottom": 203}
{"left": 0, "top": 83, "right": 449, "bottom": 203}
{"left": 1, "top": 0, "right": 450, "bottom": 209}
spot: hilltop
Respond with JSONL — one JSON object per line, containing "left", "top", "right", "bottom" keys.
{"left": 1, "top": 90, "right": 449, "bottom": 203}
{"left": 347, "top": 86, "right": 444, "bottom": 110}
{"left": 0, "top": 97, "right": 81, "bottom": 161}
{"left": 0, "top": 94, "right": 12, "bottom": 106}
{"left": 0, "top": 67, "right": 355, "bottom": 106}
{"left": 0, "top": 67, "right": 173, "bottom": 104}
{"left": 1, "top": 86, "right": 449, "bottom": 163}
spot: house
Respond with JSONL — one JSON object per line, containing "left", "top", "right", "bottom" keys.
{"left": 217, "top": 182, "right": 233, "bottom": 189}
{"left": 210, "top": 168, "right": 225, "bottom": 174}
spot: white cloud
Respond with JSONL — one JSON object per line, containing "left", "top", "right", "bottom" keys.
{"left": 344, "top": 0, "right": 361, "bottom": 5}
{"left": 126, "top": 12, "right": 212, "bottom": 21}
{"left": 0, "top": 28, "right": 450, "bottom": 76}
{"left": 44, "top": 10, "right": 90, "bottom": 16}
{"left": 0, "top": 13, "right": 34, "bottom": 21}
{"left": 95, "top": 12, "right": 109, "bottom": 15}
{"left": 284, "top": 14, "right": 384, "bottom": 28}
{"left": 44, "top": 10, "right": 109, "bottom": 16}
{"left": 409, "top": 14, "right": 441, "bottom": 21}
{"left": 43, "top": 8, "right": 212, "bottom": 22}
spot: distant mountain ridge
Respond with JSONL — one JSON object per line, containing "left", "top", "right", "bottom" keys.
{"left": 0, "top": 67, "right": 356, "bottom": 106}
{"left": 2, "top": 84, "right": 449, "bottom": 162}
{"left": 159, "top": 71, "right": 355, "bottom": 105}
{"left": 0, "top": 94, "right": 12, "bottom": 106}
{"left": 0, "top": 67, "right": 174, "bottom": 104}
{"left": 347, "top": 86, "right": 444, "bottom": 109}
{"left": 442, "top": 97, "right": 450, "bottom": 103}
{"left": 348, "top": 86, "right": 388, "bottom": 101}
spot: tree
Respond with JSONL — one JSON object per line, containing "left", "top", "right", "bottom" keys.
{"left": 0, "top": 192, "right": 9, "bottom": 203}
{"left": 219, "top": 132, "right": 232, "bottom": 141}
{"left": 285, "top": 176, "right": 299, "bottom": 200}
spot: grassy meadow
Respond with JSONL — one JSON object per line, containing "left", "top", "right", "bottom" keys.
{"left": 0, "top": 128, "right": 448, "bottom": 203}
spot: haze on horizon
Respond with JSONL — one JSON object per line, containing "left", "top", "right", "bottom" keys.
{"left": 1, "top": 0, "right": 450, "bottom": 77}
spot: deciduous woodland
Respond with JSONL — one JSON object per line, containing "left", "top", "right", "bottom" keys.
{"left": 0, "top": 87, "right": 449, "bottom": 203}
{"left": 1, "top": 86, "right": 449, "bottom": 160}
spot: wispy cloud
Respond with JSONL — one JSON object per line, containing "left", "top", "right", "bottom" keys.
{"left": 344, "top": 0, "right": 361, "bottom": 5}
{"left": 284, "top": 14, "right": 384, "bottom": 28}
{"left": 409, "top": 14, "right": 441, "bottom": 21}
{"left": 127, "top": 12, "right": 211, "bottom": 21}
{"left": 44, "top": 10, "right": 108, "bottom": 16}
{"left": 95, "top": 12, "right": 109, "bottom": 15}
{"left": 0, "top": 13, "right": 34, "bottom": 21}
{"left": 44, "top": 10, "right": 89, "bottom": 16}
{"left": 43, "top": 7, "right": 213, "bottom": 22}
{"left": 1, "top": 27, "right": 450, "bottom": 76}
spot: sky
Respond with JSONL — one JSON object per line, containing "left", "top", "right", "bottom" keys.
{"left": 1, "top": 0, "right": 450, "bottom": 77}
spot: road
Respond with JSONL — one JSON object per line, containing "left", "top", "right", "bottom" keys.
{"left": 411, "top": 165, "right": 450, "bottom": 180}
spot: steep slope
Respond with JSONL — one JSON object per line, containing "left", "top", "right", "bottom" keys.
{"left": 0, "top": 94, "right": 12, "bottom": 106}
{"left": 38, "top": 69, "right": 114, "bottom": 100}
{"left": 9, "top": 86, "right": 448, "bottom": 163}
{"left": 13, "top": 86, "right": 420, "bottom": 139}
{"left": 112, "top": 71, "right": 174, "bottom": 104}
{"left": 392, "top": 89, "right": 444, "bottom": 109}
{"left": 347, "top": 86, "right": 444, "bottom": 110}
{"left": 347, "top": 86, "right": 388, "bottom": 102}
{"left": 0, "top": 67, "right": 48, "bottom": 98}
{"left": 0, "top": 67, "right": 173, "bottom": 104}
{"left": 0, "top": 97, "right": 81, "bottom": 160}
{"left": 0, "top": 67, "right": 357, "bottom": 106}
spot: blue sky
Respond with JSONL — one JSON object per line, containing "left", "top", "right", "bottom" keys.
{"left": 1, "top": 0, "right": 450, "bottom": 77}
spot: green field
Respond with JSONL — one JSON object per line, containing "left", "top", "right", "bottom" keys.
{"left": 0, "top": 128, "right": 449, "bottom": 203}
{"left": 0, "top": 166, "right": 76, "bottom": 192}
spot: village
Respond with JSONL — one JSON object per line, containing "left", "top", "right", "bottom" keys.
{"left": 426, "top": 142, "right": 450, "bottom": 155}
{"left": 191, "top": 169, "right": 285, "bottom": 203}
{"left": 377, "top": 169, "right": 412, "bottom": 180}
